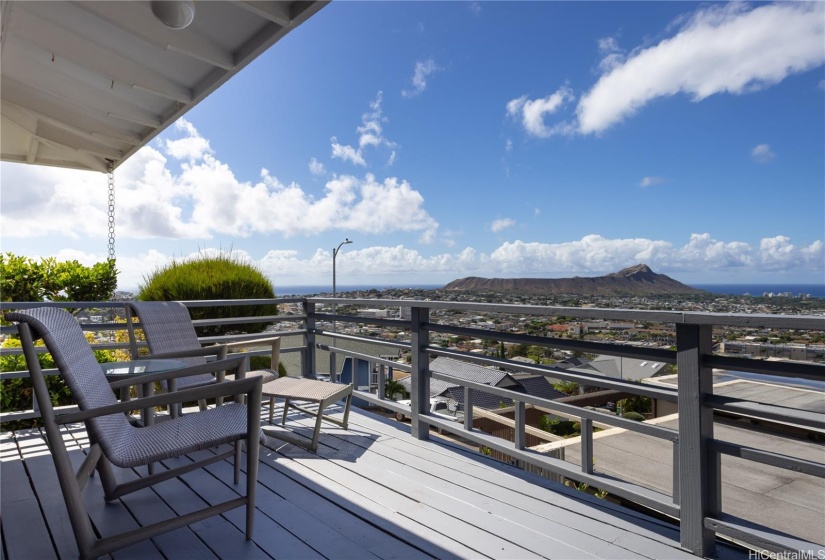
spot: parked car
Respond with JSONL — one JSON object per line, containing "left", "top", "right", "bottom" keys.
{"left": 394, "top": 397, "right": 463, "bottom": 422}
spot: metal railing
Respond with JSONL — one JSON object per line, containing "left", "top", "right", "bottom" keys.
{"left": 1, "top": 297, "right": 823, "bottom": 557}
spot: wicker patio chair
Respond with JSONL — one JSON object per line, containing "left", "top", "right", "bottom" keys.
{"left": 125, "top": 301, "right": 281, "bottom": 416}
{"left": 6, "top": 307, "right": 263, "bottom": 560}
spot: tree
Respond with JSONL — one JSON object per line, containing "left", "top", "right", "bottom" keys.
{"left": 553, "top": 380, "right": 580, "bottom": 396}
{"left": 138, "top": 252, "right": 277, "bottom": 336}
{"left": 1, "top": 253, "right": 117, "bottom": 302}
{"left": 1, "top": 253, "right": 118, "bottom": 430}
{"left": 384, "top": 379, "right": 408, "bottom": 401}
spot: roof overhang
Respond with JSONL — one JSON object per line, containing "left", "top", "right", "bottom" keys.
{"left": 0, "top": 0, "right": 328, "bottom": 173}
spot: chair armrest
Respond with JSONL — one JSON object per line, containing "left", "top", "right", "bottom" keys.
{"left": 57, "top": 375, "right": 263, "bottom": 425}
{"left": 222, "top": 336, "right": 280, "bottom": 373}
{"left": 134, "top": 344, "right": 228, "bottom": 361}
{"left": 107, "top": 355, "right": 246, "bottom": 390}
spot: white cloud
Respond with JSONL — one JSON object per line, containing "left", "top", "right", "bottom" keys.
{"left": 577, "top": 3, "right": 825, "bottom": 134}
{"left": 505, "top": 139, "right": 513, "bottom": 152}
{"left": 751, "top": 144, "right": 776, "bottom": 163}
{"left": 469, "top": 2, "right": 481, "bottom": 16}
{"left": 8, "top": 230, "right": 821, "bottom": 290}
{"left": 330, "top": 140, "right": 367, "bottom": 166}
{"left": 0, "top": 163, "right": 109, "bottom": 239}
{"left": 402, "top": 59, "right": 440, "bottom": 98}
{"left": 146, "top": 235, "right": 825, "bottom": 287}
{"left": 491, "top": 218, "right": 516, "bottom": 233}
{"left": 309, "top": 157, "right": 326, "bottom": 175}
{"left": 597, "top": 36, "right": 624, "bottom": 73}
{"left": 331, "top": 92, "right": 396, "bottom": 167}
{"left": 487, "top": 234, "right": 823, "bottom": 277}
{"left": 165, "top": 119, "right": 212, "bottom": 160}
{"left": 1, "top": 120, "right": 437, "bottom": 243}
{"left": 640, "top": 176, "right": 666, "bottom": 187}
{"left": 506, "top": 88, "right": 575, "bottom": 138}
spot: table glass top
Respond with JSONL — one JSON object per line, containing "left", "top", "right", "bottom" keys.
{"left": 100, "top": 359, "right": 186, "bottom": 377}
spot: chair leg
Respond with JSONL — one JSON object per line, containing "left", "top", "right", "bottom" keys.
{"left": 282, "top": 398, "right": 290, "bottom": 425}
{"left": 234, "top": 442, "right": 241, "bottom": 485}
{"left": 268, "top": 396, "right": 275, "bottom": 424}
{"left": 246, "top": 385, "right": 261, "bottom": 540}
{"left": 310, "top": 407, "right": 324, "bottom": 452}
{"left": 246, "top": 436, "right": 260, "bottom": 540}
{"left": 342, "top": 392, "right": 353, "bottom": 430}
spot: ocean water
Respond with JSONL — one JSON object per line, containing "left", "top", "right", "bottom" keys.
{"left": 692, "top": 284, "right": 824, "bottom": 298}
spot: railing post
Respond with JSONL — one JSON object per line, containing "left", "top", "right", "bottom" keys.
{"left": 304, "top": 300, "right": 317, "bottom": 379}
{"left": 378, "top": 364, "right": 386, "bottom": 402}
{"left": 514, "top": 401, "right": 526, "bottom": 450}
{"left": 581, "top": 418, "right": 593, "bottom": 474}
{"left": 410, "top": 306, "right": 430, "bottom": 441}
{"left": 464, "top": 387, "right": 473, "bottom": 431}
{"left": 677, "top": 323, "right": 717, "bottom": 557}
{"left": 672, "top": 440, "right": 680, "bottom": 506}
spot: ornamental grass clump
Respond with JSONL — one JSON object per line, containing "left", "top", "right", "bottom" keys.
{"left": 138, "top": 253, "right": 278, "bottom": 337}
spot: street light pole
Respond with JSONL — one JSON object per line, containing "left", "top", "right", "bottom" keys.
{"left": 332, "top": 238, "right": 352, "bottom": 302}
{"left": 331, "top": 238, "right": 352, "bottom": 380}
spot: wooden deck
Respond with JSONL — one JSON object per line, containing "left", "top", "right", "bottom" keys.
{"left": 1, "top": 404, "right": 748, "bottom": 560}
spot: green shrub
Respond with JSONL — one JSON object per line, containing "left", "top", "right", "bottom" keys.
{"left": 138, "top": 252, "right": 278, "bottom": 336}
{"left": 0, "top": 337, "right": 83, "bottom": 431}
{"left": 249, "top": 355, "right": 287, "bottom": 377}
{"left": 539, "top": 415, "right": 581, "bottom": 437}
{"left": 622, "top": 411, "right": 646, "bottom": 422}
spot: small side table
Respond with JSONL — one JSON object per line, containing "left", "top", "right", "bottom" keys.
{"left": 261, "top": 377, "right": 353, "bottom": 452}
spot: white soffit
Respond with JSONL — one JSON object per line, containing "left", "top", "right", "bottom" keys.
{"left": 0, "top": 0, "right": 328, "bottom": 173}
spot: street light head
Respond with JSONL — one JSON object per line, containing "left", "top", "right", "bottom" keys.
{"left": 344, "top": 238, "right": 353, "bottom": 245}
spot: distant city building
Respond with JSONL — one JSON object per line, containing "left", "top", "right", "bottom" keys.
{"left": 357, "top": 308, "right": 390, "bottom": 319}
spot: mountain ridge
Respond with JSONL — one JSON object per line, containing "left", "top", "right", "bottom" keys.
{"left": 443, "top": 264, "right": 706, "bottom": 296}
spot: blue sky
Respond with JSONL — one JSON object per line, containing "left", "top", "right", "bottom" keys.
{"left": 2, "top": 1, "right": 824, "bottom": 291}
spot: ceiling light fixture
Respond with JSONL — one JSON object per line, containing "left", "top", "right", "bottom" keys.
{"left": 151, "top": 0, "right": 196, "bottom": 30}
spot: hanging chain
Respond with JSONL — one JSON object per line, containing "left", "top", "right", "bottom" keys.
{"left": 107, "top": 160, "right": 116, "bottom": 261}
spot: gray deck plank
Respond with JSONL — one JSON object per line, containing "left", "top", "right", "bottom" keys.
{"left": 289, "top": 412, "right": 703, "bottom": 560}
{"left": 64, "top": 448, "right": 164, "bottom": 560}
{"left": 198, "top": 447, "right": 383, "bottom": 560}
{"left": 265, "top": 437, "right": 518, "bottom": 558}
{"left": 159, "top": 450, "right": 319, "bottom": 560}
{"left": 346, "top": 409, "right": 689, "bottom": 541}
{"left": 255, "top": 439, "right": 472, "bottom": 559}
{"left": 13, "top": 451, "right": 80, "bottom": 560}
{"left": 0, "top": 441, "right": 57, "bottom": 560}
{"left": 112, "top": 465, "right": 220, "bottom": 560}
{"left": 57, "top": 424, "right": 215, "bottom": 558}
{"left": 351, "top": 430, "right": 680, "bottom": 559}
{"left": 249, "top": 447, "right": 432, "bottom": 560}
{"left": 278, "top": 412, "right": 690, "bottom": 560}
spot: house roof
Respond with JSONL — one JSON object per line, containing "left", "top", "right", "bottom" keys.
{"left": 1, "top": 0, "right": 327, "bottom": 172}
{"left": 397, "top": 356, "right": 514, "bottom": 398}
{"left": 443, "top": 375, "right": 567, "bottom": 411}
{"left": 279, "top": 333, "right": 401, "bottom": 377}
{"left": 575, "top": 356, "right": 666, "bottom": 381}
{"left": 397, "top": 358, "right": 568, "bottom": 410}
{"left": 430, "top": 356, "right": 513, "bottom": 386}
{"left": 515, "top": 376, "right": 568, "bottom": 401}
